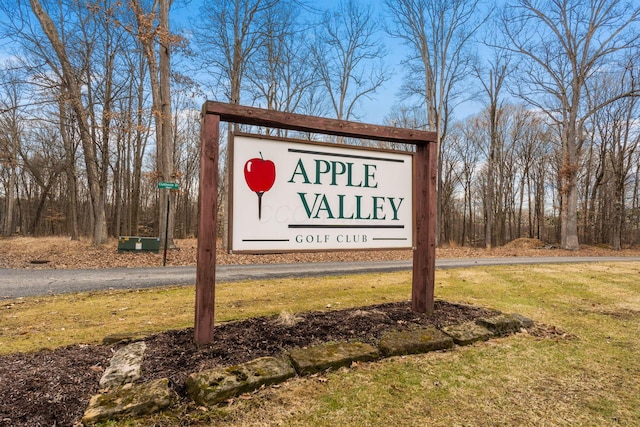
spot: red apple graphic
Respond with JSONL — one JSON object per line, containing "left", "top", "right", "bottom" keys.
{"left": 244, "top": 152, "right": 276, "bottom": 220}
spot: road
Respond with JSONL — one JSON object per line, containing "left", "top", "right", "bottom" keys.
{"left": 1, "top": 256, "right": 639, "bottom": 299}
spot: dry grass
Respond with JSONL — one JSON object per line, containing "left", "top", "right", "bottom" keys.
{"left": 173, "top": 262, "right": 639, "bottom": 427}
{"left": 3, "top": 261, "right": 640, "bottom": 426}
{"left": 164, "top": 264, "right": 636, "bottom": 427}
{"left": 0, "top": 272, "right": 412, "bottom": 354}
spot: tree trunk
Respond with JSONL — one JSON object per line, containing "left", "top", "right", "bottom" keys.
{"left": 58, "top": 93, "right": 79, "bottom": 240}
{"left": 485, "top": 105, "right": 498, "bottom": 249}
{"left": 611, "top": 187, "right": 623, "bottom": 251}
{"left": 517, "top": 171, "right": 526, "bottom": 238}
{"left": 158, "top": 0, "right": 176, "bottom": 249}
{"left": 30, "top": 0, "right": 107, "bottom": 246}
{"left": 3, "top": 158, "right": 16, "bottom": 236}
{"left": 2, "top": 81, "right": 20, "bottom": 237}
{"left": 131, "top": 0, "right": 175, "bottom": 248}
{"left": 2, "top": 127, "right": 18, "bottom": 237}
{"left": 30, "top": 185, "right": 52, "bottom": 235}
{"left": 560, "top": 148, "right": 580, "bottom": 250}
{"left": 558, "top": 104, "right": 581, "bottom": 251}
{"left": 113, "top": 135, "right": 123, "bottom": 238}
{"left": 131, "top": 59, "right": 147, "bottom": 236}
{"left": 634, "top": 163, "right": 640, "bottom": 245}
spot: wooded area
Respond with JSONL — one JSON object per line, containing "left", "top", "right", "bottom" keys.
{"left": 0, "top": 0, "right": 639, "bottom": 250}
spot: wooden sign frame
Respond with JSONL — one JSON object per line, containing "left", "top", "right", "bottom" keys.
{"left": 196, "top": 101, "right": 438, "bottom": 345}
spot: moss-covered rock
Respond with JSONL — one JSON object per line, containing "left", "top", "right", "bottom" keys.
{"left": 82, "top": 378, "right": 174, "bottom": 425}
{"left": 476, "top": 314, "right": 522, "bottom": 336}
{"left": 378, "top": 327, "right": 454, "bottom": 357}
{"left": 509, "top": 313, "right": 534, "bottom": 329}
{"left": 441, "top": 322, "right": 494, "bottom": 345}
{"left": 186, "top": 356, "right": 295, "bottom": 407}
{"left": 288, "top": 341, "right": 379, "bottom": 375}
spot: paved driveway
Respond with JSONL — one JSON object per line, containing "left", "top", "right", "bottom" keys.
{"left": 2, "top": 256, "right": 639, "bottom": 299}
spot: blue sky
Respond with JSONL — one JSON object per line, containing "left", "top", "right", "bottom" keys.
{"left": 170, "top": 0, "right": 458, "bottom": 125}
{"left": 0, "top": 0, "right": 484, "bottom": 126}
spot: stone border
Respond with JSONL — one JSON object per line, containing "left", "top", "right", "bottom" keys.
{"left": 82, "top": 313, "right": 533, "bottom": 425}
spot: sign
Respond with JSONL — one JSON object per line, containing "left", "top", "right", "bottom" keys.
{"left": 231, "top": 134, "right": 413, "bottom": 252}
{"left": 158, "top": 181, "right": 179, "bottom": 190}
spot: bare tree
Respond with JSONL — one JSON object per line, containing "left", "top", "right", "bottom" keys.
{"left": 439, "top": 131, "right": 463, "bottom": 244}
{"left": 245, "top": 1, "right": 318, "bottom": 123}
{"left": 311, "top": 0, "right": 388, "bottom": 122}
{"left": 452, "top": 119, "right": 480, "bottom": 246}
{"left": 513, "top": 110, "right": 552, "bottom": 240}
{"left": 633, "top": 157, "right": 640, "bottom": 245}
{"left": 385, "top": 0, "right": 487, "bottom": 244}
{"left": 478, "top": 103, "right": 513, "bottom": 246}
{"left": 0, "top": 67, "right": 23, "bottom": 236}
{"left": 123, "top": 51, "right": 152, "bottom": 237}
{"left": 499, "top": 0, "right": 640, "bottom": 250}
{"left": 19, "top": 124, "right": 66, "bottom": 234}
{"left": 56, "top": 89, "right": 80, "bottom": 240}
{"left": 195, "top": 0, "right": 282, "bottom": 246}
{"left": 474, "top": 50, "right": 510, "bottom": 249}
{"left": 589, "top": 58, "right": 640, "bottom": 249}
{"left": 129, "top": 0, "right": 178, "bottom": 248}
{"left": 196, "top": 0, "right": 281, "bottom": 108}
{"left": 28, "top": 0, "right": 109, "bottom": 245}
{"left": 383, "top": 104, "right": 426, "bottom": 150}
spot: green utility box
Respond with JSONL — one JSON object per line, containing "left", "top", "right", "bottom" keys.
{"left": 118, "top": 236, "right": 161, "bottom": 253}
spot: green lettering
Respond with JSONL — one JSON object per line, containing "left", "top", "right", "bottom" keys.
{"left": 337, "top": 194, "right": 354, "bottom": 219}
{"left": 314, "top": 159, "right": 331, "bottom": 184}
{"left": 297, "top": 192, "right": 335, "bottom": 219}
{"left": 346, "top": 163, "right": 362, "bottom": 187}
{"left": 289, "top": 159, "right": 311, "bottom": 184}
{"left": 297, "top": 192, "right": 321, "bottom": 218}
{"left": 330, "top": 161, "right": 346, "bottom": 185}
{"left": 388, "top": 197, "right": 404, "bottom": 220}
{"left": 363, "top": 164, "right": 378, "bottom": 188}
{"left": 372, "top": 196, "right": 386, "bottom": 220}
{"left": 315, "top": 194, "right": 334, "bottom": 219}
{"left": 355, "top": 195, "right": 371, "bottom": 220}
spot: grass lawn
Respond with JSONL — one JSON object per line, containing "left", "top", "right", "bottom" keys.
{"left": 2, "top": 262, "right": 639, "bottom": 426}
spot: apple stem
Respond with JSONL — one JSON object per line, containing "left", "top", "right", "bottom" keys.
{"left": 256, "top": 191, "right": 264, "bottom": 220}
{"left": 259, "top": 151, "right": 264, "bottom": 160}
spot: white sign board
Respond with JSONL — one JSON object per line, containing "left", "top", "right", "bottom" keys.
{"left": 230, "top": 134, "right": 413, "bottom": 252}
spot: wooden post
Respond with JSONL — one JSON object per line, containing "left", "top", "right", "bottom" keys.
{"left": 195, "top": 112, "right": 219, "bottom": 345}
{"left": 412, "top": 140, "right": 438, "bottom": 314}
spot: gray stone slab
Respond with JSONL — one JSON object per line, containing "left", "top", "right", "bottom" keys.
{"left": 288, "top": 341, "right": 379, "bottom": 375}
{"left": 441, "top": 322, "right": 494, "bottom": 346}
{"left": 378, "top": 327, "right": 454, "bottom": 357}
{"left": 509, "top": 313, "right": 534, "bottom": 328}
{"left": 102, "top": 332, "right": 150, "bottom": 345}
{"left": 186, "top": 356, "right": 296, "bottom": 406}
{"left": 99, "top": 341, "right": 146, "bottom": 389}
{"left": 82, "top": 378, "right": 174, "bottom": 425}
{"left": 476, "top": 314, "right": 522, "bottom": 336}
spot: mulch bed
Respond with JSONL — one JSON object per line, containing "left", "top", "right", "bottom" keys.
{"left": 0, "top": 300, "right": 498, "bottom": 426}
